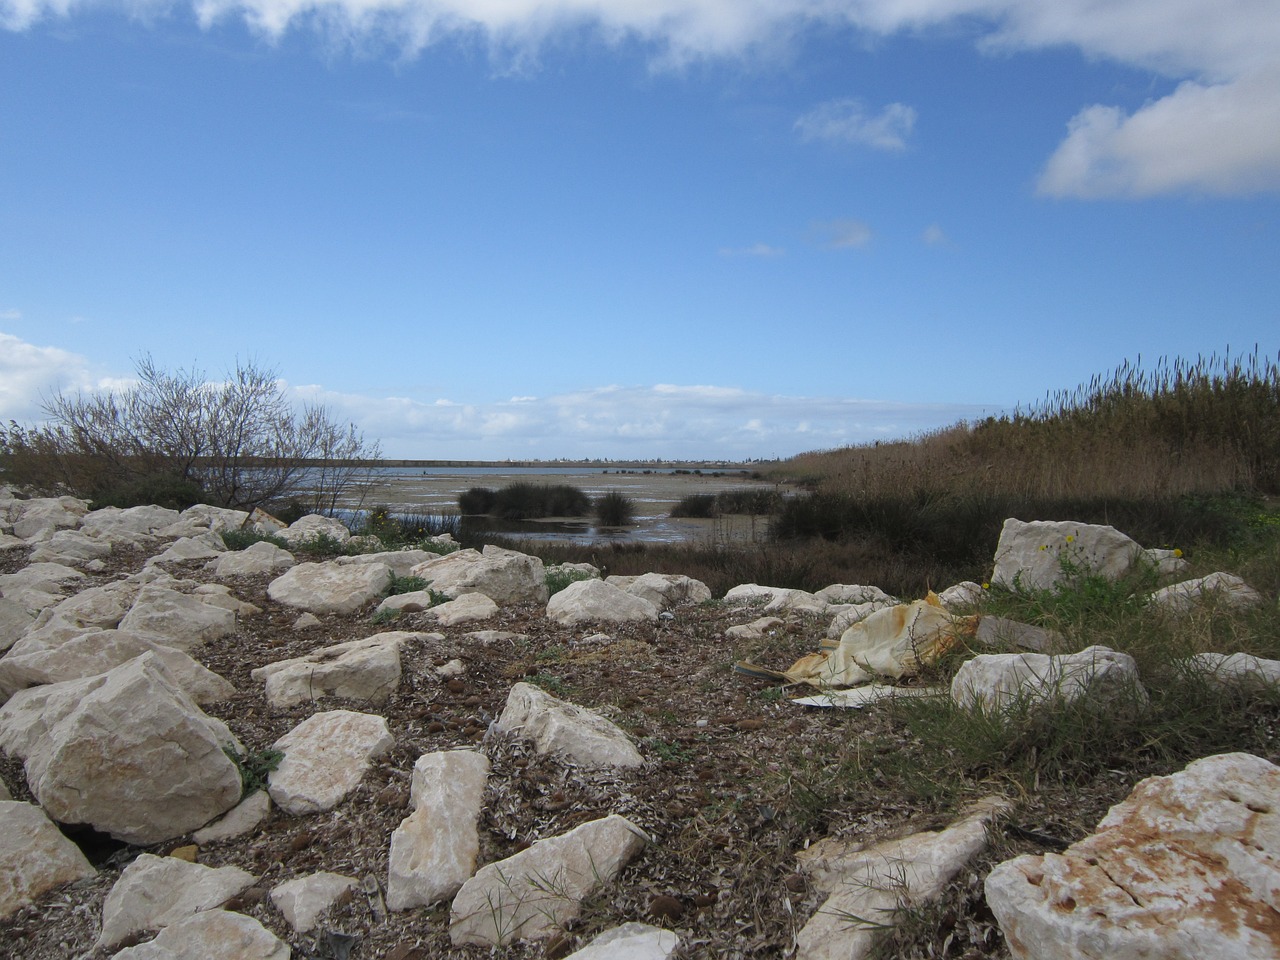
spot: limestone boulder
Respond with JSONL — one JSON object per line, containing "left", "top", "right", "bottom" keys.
{"left": 193, "top": 790, "right": 272, "bottom": 845}
{"left": 411, "top": 545, "right": 548, "bottom": 605}
{"left": 279, "top": 514, "right": 351, "bottom": 546}
{"left": 78, "top": 504, "right": 179, "bottom": 543}
{"left": 97, "top": 853, "right": 256, "bottom": 949}
{"left": 0, "top": 562, "right": 85, "bottom": 600}
{"left": 387, "top": 749, "right": 490, "bottom": 910}
{"left": 337, "top": 549, "right": 440, "bottom": 579}
{"left": 991, "top": 519, "right": 1143, "bottom": 593}
{"left": 986, "top": 752, "right": 1280, "bottom": 960}
{"left": 0, "top": 628, "right": 235, "bottom": 704}
{"left": 450, "top": 814, "right": 649, "bottom": 946}
{"left": 724, "top": 616, "right": 785, "bottom": 641}
{"left": 426, "top": 592, "right": 499, "bottom": 626}
{"left": 144, "top": 534, "right": 226, "bottom": 567}
{"left": 267, "top": 560, "right": 393, "bottom": 615}
{"left": 564, "top": 923, "right": 680, "bottom": 960}
{"left": 607, "top": 572, "right": 711, "bottom": 611}
{"left": 267, "top": 710, "right": 395, "bottom": 815}
{"left": 109, "top": 909, "right": 290, "bottom": 960}
{"left": 951, "top": 645, "right": 1145, "bottom": 714}
{"left": 815, "top": 583, "right": 894, "bottom": 605}
{"left": 11, "top": 496, "right": 89, "bottom": 540}
{"left": 1149, "top": 571, "right": 1263, "bottom": 615}
{"left": 174, "top": 504, "right": 252, "bottom": 534}
{"left": 0, "top": 653, "right": 242, "bottom": 845}
{"left": 1188, "top": 652, "right": 1280, "bottom": 688}
{"left": 270, "top": 872, "right": 359, "bottom": 933}
{"left": 117, "top": 584, "right": 237, "bottom": 651}
{"left": 251, "top": 632, "right": 417, "bottom": 707}
{"left": 974, "top": 616, "right": 1060, "bottom": 653}
{"left": 546, "top": 578, "right": 659, "bottom": 625}
{"left": 0, "top": 598, "right": 34, "bottom": 654}
{"left": 0, "top": 800, "right": 96, "bottom": 921}
{"left": 936, "top": 581, "right": 985, "bottom": 609}
{"left": 724, "top": 583, "right": 794, "bottom": 605}
{"left": 796, "top": 797, "right": 1009, "bottom": 960}
{"left": 1142, "top": 546, "right": 1191, "bottom": 580}
{"left": 28, "top": 529, "right": 113, "bottom": 566}
{"left": 208, "top": 540, "right": 296, "bottom": 578}
{"left": 495, "top": 682, "right": 643, "bottom": 769}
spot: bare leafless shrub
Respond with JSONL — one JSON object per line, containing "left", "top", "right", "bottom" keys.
{"left": 0, "top": 355, "right": 379, "bottom": 512}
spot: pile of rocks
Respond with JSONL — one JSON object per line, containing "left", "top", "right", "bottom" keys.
{"left": 1, "top": 494, "right": 1277, "bottom": 959}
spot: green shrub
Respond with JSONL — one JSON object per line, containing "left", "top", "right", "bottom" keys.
{"left": 458, "top": 483, "right": 590, "bottom": 519}
{"left": 545, "top": 567, "right": 596, "bottom": 596}
{"left": 220, "top": 529, "right": 288, "bottom": 551}
{"left": 223, "top": 746, "right": 284, "bottom": 798}
{"left": 671, "top": 493, "right": 718, "bottom": 518}
{"left": 89, "top": 474, "right": 206, "bottom": 511}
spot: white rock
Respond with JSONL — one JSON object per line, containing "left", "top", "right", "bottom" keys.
{"left": 118, "top": 585, "right": 237, "bottom": 651}
{"left": 427, "top": 591, "right": 499, "bottom": 626}
{"left": 0, "top": 561, "right": 85, "bottom": 597}
{"left": 986, "top": 753, "right": 1280, "bottom": 960}
{"left": 0, "top": 800, "right": 96, "bottom": 921}
{"left": 411, "top": 545, "right": 548, "bottom": 605}
{"left": 608, "top": 572, "right": 711, "bottom": 611}
{"left": 564, "top": 922, "right": 680, "bottom": 960}
{"left": 267, "top": 560, "right": 393, "bottom": 614}
{"left": 176, "top": 504, "right": 251, "bottom": 533}
{"left": 936, "top": 580, "right": 985, "bottom": 609}
{"left": 0, "top": 653, "right": 242, "bottom": 845}
{"left": 546, "top": 578, "right": 659, "bottom": 625}
{"left": 208, "top": 540, "right": 297, "bottom": 578}
{"left": 0, "top": 629, "right": 235, "bottom": 704}
{"left": 28, "top": 529, "right": 113, "bottom": 565}
{"left": 1187, "top": 652, "right": 1280, "bottom": 688}
{"left": 145, "top": 534, "right": 226, "bottom": 567}
{"left": 724, "top": 616, "right": 785, "bottom": 641}
{"left": 495, "top": 682, "right": 643, "bottom": 768}
{"left": 279, "top": 513, "right": 351, "bottom": 546}
{"left": 815, "top": 584, "right": 894, "bottom": 605}
{"left": 11, "top": 497, "right": 88, "bottom": 540}
{"left": 267, "top": 710, "right": 395, "bottom": 815}
{"left": 251, "top": 632, "right": 415, "bottom": 707}
{"left": 1149, "top": 571, "right": 1263, "bottom": 614}
{"left": 450, "top": 814, "right": 649, "bottom": 946}
{"left": 97, "top": 853, "right": 256, "bottom": 949}
{"left": 109, "top": 909, "right": 290, "bottom": 960}
{"left": 270, "top": 872, "right": 358, "bottom": 932}
{"left": 974, "top": 616, "right": 1060, "bottom": 653}
{"left": 79, "top": 504, "right": 178, "bottom": 541}
{"left": 991, "top": 519, "right": 1143, "bottom": 593}
{"left": 0, "top": 598, "right": 34, "bottom": 654}
{"left": 387, "top": 750, "right": 490, "bottom": 910}
{"left": 723, "top": 583, "right": 794, "bottom": 604}
{"left": 193, "top": 790, "right": 272, "bottom": 845}
{"left": 950, "top": 645, "right": 1145, "bottom": 714}
{"left": 796, "top": 797, "right": 1009, "bottom": 960}
{"left": 374, "top": 589, "right": 438, "bottom": 615}
{"left": 1142, "top": 546, "right": 1191, "bottom": 579}
{"left": 763, "top": 589, "right": 829, "bottom": 616}
{"left": 337, "top": 549, "right": 439, "bottom": 578}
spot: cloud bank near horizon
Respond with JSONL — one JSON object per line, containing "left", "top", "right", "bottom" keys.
{"left": 0, "top": 331, "right": 996, "bottom": 461}
{"left": 4, "top": 0, "right": 1278, "bottom": 199}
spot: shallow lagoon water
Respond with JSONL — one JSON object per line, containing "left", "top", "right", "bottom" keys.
{"left": 349, "top": 465, "right": 778, "bottom": 545}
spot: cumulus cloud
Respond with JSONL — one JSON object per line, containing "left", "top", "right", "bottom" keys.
{"left": 0, "top": 331, "right": 102, "bottom": 423}
{"left": 795, "top": 98, "right": 917, "bottom": 150}
{"left": 4, "top": 1, "right": 1277, "bottom": 196}
{"left": 718, "top": 243, "right": 785, "bottom": 257}
{"left": 289, "top": 382, "right": 992, "bottom": 460}
{"left": 813, "top": 218, "right": 872, "bottom": 249}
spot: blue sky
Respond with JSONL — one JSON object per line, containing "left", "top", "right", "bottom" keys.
{"left": 2, "top": 0, "right": 1278, "bottom": 460}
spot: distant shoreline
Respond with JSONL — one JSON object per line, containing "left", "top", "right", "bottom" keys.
{"left": 361, "top": 459, "right": 771, "bottom": 470}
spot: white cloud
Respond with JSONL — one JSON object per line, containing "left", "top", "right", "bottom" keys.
{"left": 921, "top": 223, "right": 948, "bottom": 246}
{"left": 795, "top": 98, "right": 917, "bottom": 150}
{"left": 1038, "top": 68, "right": 1280, "bottom": 197}
{"left": 719, "top": 243, "right": 785, "bottom": 257}
{"left": 4, "top": 1, "right": 1275, "bottom": 197}
{"left": 813, "top": 218, "right": 872, "bottom": 249}
{"left": 0, "top": 332, "right": 101, "bottom": 423}
{"left": 293, "top": 381, "right": 994, "bottom": 459}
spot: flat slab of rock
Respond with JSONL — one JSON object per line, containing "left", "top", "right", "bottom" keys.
{"left": 1189, "top": 652, "right": 1280, "bottom": 687}
{"left": 0, "top": 800, "right": 95, "bottom": 921}
{"left": 268, "top": 710, "right": 395, "bottom": 815}
{"left": 193, "top": 790, "right": 272, "bottom": 845}
{"left": 495, "top": 682, "right": 643, "bottom": 768}
{"left": 109, "top": 909, "right": 290, "bottom": 960}
{"left": 796, "top": 797, "right": 1010, "bottom": 960}
{"left": 97, "top": 853, "right": 256, "bottom": 949}
{"left": 118, "top": 585, "right": 237, "bottom": 651}
{"left": 267, "top": 560, "right": 393, "bottom": 614}
{"left": 208, "top": 540, "right": 296, "bottom": 578}
{"left": 951, "top": 644, "right": 1144, "bottom": 713}
{"left": 607, "top": 572, "right": 711, "bottom": 611}
{"left": 546, "top": 578, "right": 659, "bottom": 625}
{"left": 411, "top": 545, "right": 548, "bottom": 604}
{"left": 270, "top": 871, "right": 358, "bottom": 932}
{"left": 426, "top": 591, "right": 499, "bottom": 625}
{"left": 564, "top": 922, "right": 680, "bottom": 959}
{"left": 986, "top": 752, "right": 1280, "bottom": 960}
{"left": 0, "top": 597, "right": 34, "bottom": 654}
{"left": 387, "top": 749, "right": 490, "bottom": 910}
{"left": 450, "top": 814, "right": 649, "bottom": 946}
{"left": 992, "top": 518, "right": 1143, "bottom": 593}
{"left": 251, "top": 632, "right": 418, "bottom": 707}
{"left": 1150, "top": 571, "right": 1263, "bottom": 614}
{"left": 0, "top": 653, "right": 242, "bottom": 844}
{"left": 280, "top": 513, "right": 351, "bottom": 546}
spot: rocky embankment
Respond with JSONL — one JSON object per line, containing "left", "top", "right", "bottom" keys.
{"left": 0, "top": 493, "right": 1277, "bottom": 959}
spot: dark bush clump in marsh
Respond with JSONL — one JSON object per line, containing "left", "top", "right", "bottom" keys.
{"left": 594, "top": 490, "right": 634, "bottom": 526}
{"left": 670, "top": 489, "right": 783, "bottom": 519}
{"left": 671, "top": 493, "right": 718, "bottom": 518}
{"left": 458, "top": 483, "right": 591, "bottom": 519}
{"left": 353, "top": 504, "right": 460, "bottom": 546}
